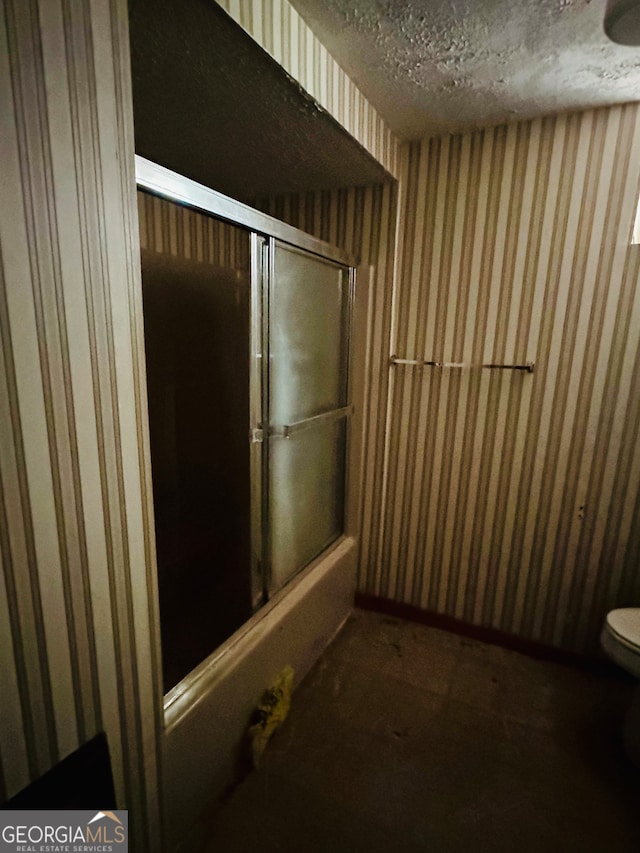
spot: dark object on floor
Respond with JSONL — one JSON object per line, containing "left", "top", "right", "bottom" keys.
{"left": 2, "top": 733, "right": 117, "bottom": 810}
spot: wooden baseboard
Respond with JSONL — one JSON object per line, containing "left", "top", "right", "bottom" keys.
{"left": 354, "top": 593, "right": 624, "bottom": 677}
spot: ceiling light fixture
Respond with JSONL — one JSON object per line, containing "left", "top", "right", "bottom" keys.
{"left": 605, "top": 0, "right": 640, "bottom": 45}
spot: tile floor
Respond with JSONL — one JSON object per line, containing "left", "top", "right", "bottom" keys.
{"left": 200, "top": 609, "right": 640, "bottom": 852}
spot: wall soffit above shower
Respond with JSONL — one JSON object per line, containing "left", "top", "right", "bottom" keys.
{"left": 128, "top": 0, "right": 394, "bottom": 204}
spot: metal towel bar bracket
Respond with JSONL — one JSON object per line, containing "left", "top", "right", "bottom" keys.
{"left": 390, "top": 356, "right": 534, "bottom": 373}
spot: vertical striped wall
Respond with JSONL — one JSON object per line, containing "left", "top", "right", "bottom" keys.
{"left": 0, "top": 1, "right": 162, "bottom": 848}
{"left": 137, "top": 191, "right": 250, "bottom": 268}
{"left": 214, "top": 0, "right": 401, "bottom": 179}
{"left": 262, "top": 104, "right": 640, "bottom": 656}
{"left": 375, "top": 105, "right": 640, "bottom": 654}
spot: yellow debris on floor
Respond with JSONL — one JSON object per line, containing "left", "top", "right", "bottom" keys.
{"left": 248, "top": 666, "right": 294, "bottom": 767}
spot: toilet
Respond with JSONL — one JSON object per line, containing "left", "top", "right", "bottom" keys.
{"left": 601, "top": 607, "right": 640, "bottom": 766}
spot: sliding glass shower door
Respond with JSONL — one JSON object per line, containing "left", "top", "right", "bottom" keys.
{"left": 139, "top": 193, "right": 254, "bottom": 691}
{"left": 137, "top": 160, "right": 354, "bottom": 694}
{"left": 267, "top": 243, "right": 351, "bottom": 592}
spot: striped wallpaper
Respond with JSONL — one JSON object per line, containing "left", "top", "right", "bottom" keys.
{"left": 137, "top": 190, "right": 250, "bottom": 268}
{"left": 0, "top": 1, "right": 161, "bottom": 848}
{"left": 379, "top": 105, "right": 640, "bottom": 653}
{"left": 260, "top": 104, "right": 640, "bottom": 655}
{"left": 214, "top": 0, "right": 401, "bottom": 179}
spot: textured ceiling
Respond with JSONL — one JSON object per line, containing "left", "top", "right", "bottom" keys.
{"left": 128, "top": 0, "right": 389, "bottom": 202}
{"left": 288, "top": 0, "right": 640, "bottom": 139}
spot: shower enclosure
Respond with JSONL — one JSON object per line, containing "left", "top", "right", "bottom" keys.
{"left": 136, "top": 157, "right": 355, "bottom": 694}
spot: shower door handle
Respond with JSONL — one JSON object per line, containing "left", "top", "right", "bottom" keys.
{"left": 269, "top": 405, "right": 352, "bottom": 439}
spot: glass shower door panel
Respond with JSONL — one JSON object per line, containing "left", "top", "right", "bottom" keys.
{"left": 270, "top": 245, "right": 349, "bottom": 424}
{"left": 268, "top": 242, "right": 351, "bottom": 592}
{"left": 269, "top": 421, "right": 346, "bottom": 591}
{"left": 139, "top": 192, "right": 253, "bottom": 692}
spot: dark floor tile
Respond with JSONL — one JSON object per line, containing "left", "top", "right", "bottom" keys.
{"left": 449, "top": 655, "right": 502, "bottom": 711}
{"left": 197, "top": 609, "right": 640, "bottom": 853}
{"left": 386, "top": 637, "right": 459, "bottom": 695}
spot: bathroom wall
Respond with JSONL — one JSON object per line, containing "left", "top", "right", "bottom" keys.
{"left": 138, "top": 191, "right": 251, "bottom": 266}
{"left": 260, "top": 103, "right": 640, "bottom": 656}
{"left": 379, "top": 105, "right": 640, "bottom": 653}
{"left": 0, "top": 1, "right": 161, "bottom": 847}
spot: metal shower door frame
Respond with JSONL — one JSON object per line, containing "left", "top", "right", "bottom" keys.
{"left": 135, "top": 155, "right": 356, "bottom": 615}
